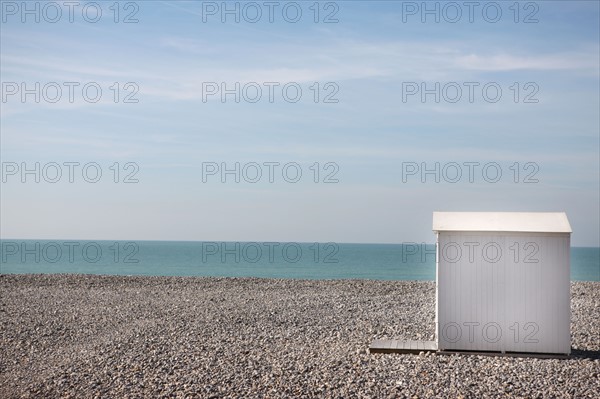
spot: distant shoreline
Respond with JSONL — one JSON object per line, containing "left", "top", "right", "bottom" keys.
{"left": 1, "top": 271, "right": 599, "bottom": 283}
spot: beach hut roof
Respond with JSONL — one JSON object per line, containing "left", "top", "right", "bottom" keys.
{"left": 432, "top": 212, "right": 572, "bottom": 233}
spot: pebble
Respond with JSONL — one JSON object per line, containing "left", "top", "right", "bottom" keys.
{"left": 0, "top": 274, "right": 598, "bottom": 398}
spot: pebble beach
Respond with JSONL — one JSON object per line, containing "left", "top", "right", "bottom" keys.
{"left": 1, "top": 274, "right": 598, "bottom": 398}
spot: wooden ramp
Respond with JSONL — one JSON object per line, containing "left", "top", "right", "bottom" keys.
{"left": 437, "top": 350, "right": 570, "bottom": 359}
{"left": 369, "top": 340, "right": 570, "bottom": 359}
{"left": 369, "top": 339, "right": 437, "bottom": 354}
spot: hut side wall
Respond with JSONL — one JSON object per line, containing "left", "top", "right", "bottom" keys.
{"left": 436, "top": 231, "right": 570, "bottom": 354}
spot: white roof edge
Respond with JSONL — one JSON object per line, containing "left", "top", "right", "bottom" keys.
{"left": 432, "top": 212, "right": 572, "bottom": 233}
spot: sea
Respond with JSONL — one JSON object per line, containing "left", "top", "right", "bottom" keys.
{"left": 1, "top": 240, "right": 598, "bottom": 281}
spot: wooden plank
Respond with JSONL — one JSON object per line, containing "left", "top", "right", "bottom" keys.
{"left": 424, "top": 341, "right": 438, "bottom": 351}
{"left": 369, "top": 340, "right": 568, "bottom": 358}
{"left": 369, "top": 339, "right": 386, "bottom": 350}
{"left": 369, "top": 340, "right": 437, "bottom": 354}
{"left": 437, "top": 350, "right": 570, "bottom": 359}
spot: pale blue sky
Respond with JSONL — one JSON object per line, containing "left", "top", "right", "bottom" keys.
{"left": 1, "top": 1, "right": 599, "bottom": 246}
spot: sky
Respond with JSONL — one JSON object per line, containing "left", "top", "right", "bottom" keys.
{"left": 0, "top": 0, "right": 599, "bottom": 246}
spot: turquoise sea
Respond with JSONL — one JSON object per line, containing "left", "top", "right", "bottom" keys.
{"left": 1, "top": 240, "right": 598, "bottom": 281}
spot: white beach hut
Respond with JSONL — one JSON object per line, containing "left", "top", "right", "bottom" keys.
{"left": 433, "top": 212, "right": 572, "bottom": 355}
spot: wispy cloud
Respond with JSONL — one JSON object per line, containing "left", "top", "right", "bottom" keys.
{"left": 454, "top": 49, "right": 600, "bottom": 72}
